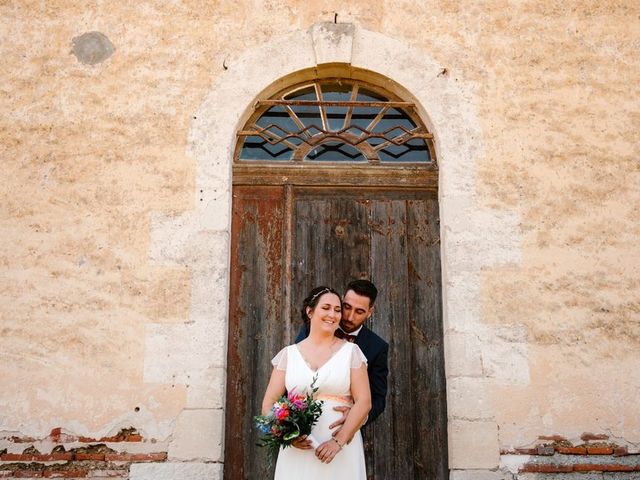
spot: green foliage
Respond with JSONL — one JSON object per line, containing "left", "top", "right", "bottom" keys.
{"left": 254, "top": 375, "right": 323, "bottom": 466}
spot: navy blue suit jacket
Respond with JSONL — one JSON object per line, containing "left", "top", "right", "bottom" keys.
{"left": 295, "top": 323, "right": 389, "bottom": 426}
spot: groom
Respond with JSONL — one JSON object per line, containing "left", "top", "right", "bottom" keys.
{"left": 295, "top": 279, "right": 389, "bottom": 431}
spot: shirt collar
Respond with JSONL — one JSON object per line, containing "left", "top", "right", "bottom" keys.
{"left": 340, "top": 325, "right": 363, "bottom": 336}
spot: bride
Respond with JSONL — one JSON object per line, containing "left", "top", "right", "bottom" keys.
{"left": 261, "top": 286, "right": 371, "bottom": 479}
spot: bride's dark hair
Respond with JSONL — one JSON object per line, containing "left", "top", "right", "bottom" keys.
{"left": 300, "top": 286, "right": 341, "bottom": 323}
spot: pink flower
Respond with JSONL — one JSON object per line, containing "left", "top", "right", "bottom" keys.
{"left": 287, "top": 389, "right": 307, "bottom": 411}
{"left": 273, "top": 403, "right": 289, "bottom": 421}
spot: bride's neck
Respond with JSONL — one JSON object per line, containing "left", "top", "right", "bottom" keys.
{"left": 307, "top": 329, "right": 336, "bottom": 346}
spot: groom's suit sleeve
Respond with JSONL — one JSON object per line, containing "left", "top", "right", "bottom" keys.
{"left": 294, "top": 323, "right": 309, "bottom": 343}
{"left": 365, "top": 337, "right": 389, "bottom": 426}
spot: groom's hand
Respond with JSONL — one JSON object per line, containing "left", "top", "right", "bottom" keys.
{"left": 329, "top": 405, "right": 351, "bottom": 434}
{"left": 291, "top": 435, "right": 313, "bottom": 450}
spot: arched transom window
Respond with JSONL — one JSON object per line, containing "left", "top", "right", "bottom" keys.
{"left": 234, "top": 78, "right": 437, "bottom": 188}
{"left": 236, "top": 79, "right": 435, "bottom": 164}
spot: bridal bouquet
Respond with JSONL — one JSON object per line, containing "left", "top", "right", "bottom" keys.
{"left": 255, "top": 376, "right": 323, "bottom": 464}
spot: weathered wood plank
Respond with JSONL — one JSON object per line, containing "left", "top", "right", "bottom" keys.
{"left": 407, "top": 198, "right": 448, "bottom": 479}
{"left": 369, "top": 199, "right": 413, "bottom": 479}
{"left": 225, "top": 186, "right": 285, "bottom": 480}
{"left": 233, "top": 165, "right": 437, "bottom": 190}
{"left": 327, "top": 198, "right": 371, "bottom": 290}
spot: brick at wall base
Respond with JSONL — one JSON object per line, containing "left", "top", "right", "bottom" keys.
{"left": 0, "top": 455, "right": 167, "bottom": 478}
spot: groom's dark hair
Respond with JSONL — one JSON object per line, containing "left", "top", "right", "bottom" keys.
{"left": 346, "top": 279, "right": 378, "bottom": 306}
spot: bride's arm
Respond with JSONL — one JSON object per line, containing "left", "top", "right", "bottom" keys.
{"left": 315, "top": 364, "right": 371, "bottom": 463}
{"left": 261, "top": 368, "right": 286, "bottom": 415}
{"left": 335, "top": 364, "right": 371, "bottom": 445}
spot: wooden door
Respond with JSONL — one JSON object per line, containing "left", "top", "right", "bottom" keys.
{"left": 224, "top": 186, "right": 448, "bottom": 479}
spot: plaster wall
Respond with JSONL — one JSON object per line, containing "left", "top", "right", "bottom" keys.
{"left": 1, "top": 1, "right": 639, "bottom": 478}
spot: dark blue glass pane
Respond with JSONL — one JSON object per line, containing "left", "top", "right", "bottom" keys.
{"left": 284, "top": 86, "right": 317, "bottom": 101}
{"left": 350, "top": 106, "right": 382, "bottom": 131}
{"left": 239, "top": 135, "right": 292, "bottom": 161}
{"left": 325, "top": 106, "right": 347, "bottom": 131}
{"left": 256, "top": 106, "right": 299, "bottom": 132}
{"left": 356, "top": 89, "right": 388, "bottom": 102}
{"left": 291, "top": 105, "right": 322, "bottom": 131}
{"left": 306, "top": 142, "right": 366, "bottom": 162}
{"left": 373, "top": 108, "right": 416, "bottom": 134}
{"left": 378, "top": 138, "right": 430, "bottom": 163}
{"left": 321, "top": 84, "right": 352, "bottom": 102}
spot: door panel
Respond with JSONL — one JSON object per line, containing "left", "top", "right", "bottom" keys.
{"left": 406, "top": 198, "right": 448, "bottom": 479}
{"left": 225, "top": 186, "right": 286, "bottom": 480}
{"left": 225, "top": 187, "right": 448, "bottom": 479}
{"left": 292, "top": 196, "right": 371, "bottom": 318}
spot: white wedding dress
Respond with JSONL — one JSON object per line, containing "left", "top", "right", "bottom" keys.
{"left": 271, "top": 342, "right": 368, "bottom": 480}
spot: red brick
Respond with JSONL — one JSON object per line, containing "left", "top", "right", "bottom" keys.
{"left": 104, "top": 452, "right": 167, "bottom": 462}
{"left": 13, "top": 471, "right": 44, "bottom": 478}
{"left": 49, "top": 428, "right": 62, "bottom": 442}
{"left": 581, "top": 432, "right": 609, "bottom": 441}
{"left": 124, "top": 434, "right": 142, "bottom": 442}
{"left": 74, "top": 453, "right": 105, "bottom": 461}
{"left": 587, "top": 446, "right": 614, "bottom": 455}
{"left": 514, "top": 448, "right": 538, "bottom": 455}
{"left": 98, "top": 437, "right": 119, "bottom": 443}
{"left": 574, "top": 463, "right": 633, "bottom": 472}
{"left": 78, "top": 437, "right": 97, "bottom": 443}
{"left": 604, "top": 464, "right": 636, "bottom": 472}
{"left": 614, "top": 446, "right": 629, "bottom": 456}
{"left": 75, "top": 453, "right": 105, "bottom": 461}
{"left": 0, "top": 453, "right": 73, "bottom": 461}
{"left": 520, "top": 463, "right": 573, "bottom": 473}
{"left": 0, "top": 453, "right": 24, "bottom": 461}
{"left": 557, "top": 446, "right": 587, "bottom": 455}
{"left": 538, "top": 435, "right": 567, "bottom": 442}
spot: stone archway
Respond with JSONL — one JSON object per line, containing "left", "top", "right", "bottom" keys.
{"left": 146, "top": 21, "right": 522, "bottom": 478}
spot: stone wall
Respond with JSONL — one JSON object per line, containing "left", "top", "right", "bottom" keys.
{"left": 1, "top": 2, "right": 638, "bottom": 479}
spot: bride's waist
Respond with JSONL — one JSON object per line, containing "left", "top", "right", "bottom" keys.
{"left": 315, "top": 394, "right": 353, "bottom": 406}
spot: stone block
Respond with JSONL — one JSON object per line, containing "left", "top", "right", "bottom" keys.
{"left": 311, "top": 22, "right": 354, "bottom": 65}
{"left": 168, "top": 409, "right": 223, "bottom": 461}
{"left": 451, "top": 469, "right": 514, "bottom": 480}
{"left": 480, "top": 327, "right": 530, "bottom": 386}
{"left": 447, "top": 377, "right": 493, "bottom": 420}
{"left": 445, "top": 331, "right": 484, "bottom": 377}
{"left": 130, "top": 462, "right": 222, "bottom": 480}
{"left": 186, "top": 366, "right": 225, "bottom": 409}
{"left": 449, "top": 420, "right": 500, "bottom": 469}
{"left": 441, "top": 272, "right": 480, "bottom": 333}
{"left": 144, "top": 322, "right": 226, "bottom": 385}
{"left": 517, "top": 474, "right": 603, "bottom": 480}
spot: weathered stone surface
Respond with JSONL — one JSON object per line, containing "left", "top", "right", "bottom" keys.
{"left": 71, "top": 31, "right": 115, "bottom": 65}
{"left": 168, "top": 409, "right": 223, "bottom": 461}
{"left": 130, "top": 462, "right": 222, "bottom": 480}
{"left": 444, "top": 331, "right": 484, "bottom": 377}
{"left": 311, "top": 22, "right": 354, "bottom": 65}
{"left": 517, "top": 474, "right": 603, "bottom": 480}
{"left": 450, "top": 420, "right": 500, "bottom": 469}
{"left": 451, "top": 468, "right": 515, "bottom": 480}
{"left": 2, "top": 2, "right": 639, "bottom": 478}
{"left": 448, "top": 377, "right": 493, "bottom": 420}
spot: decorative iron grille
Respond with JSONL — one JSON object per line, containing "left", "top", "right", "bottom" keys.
{"left": 235, "top": 80, "right": 435, "bottom": 165}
